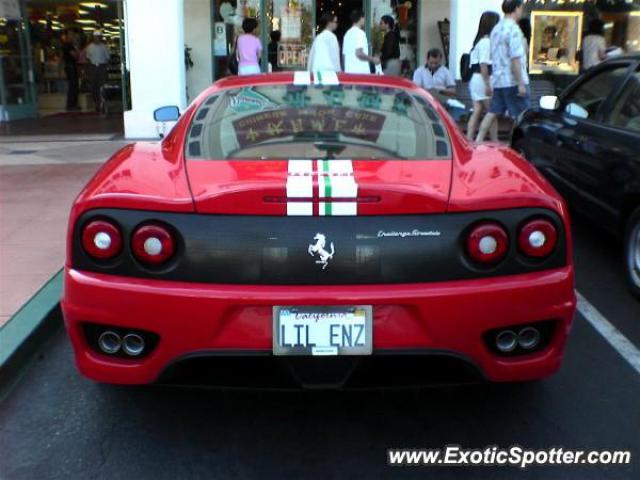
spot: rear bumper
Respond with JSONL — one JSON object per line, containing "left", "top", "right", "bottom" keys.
{"left": 61, "top": 267, "right": 576, "bottom": 386}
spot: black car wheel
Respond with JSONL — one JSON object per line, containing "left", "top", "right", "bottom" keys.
{"left": 624, "top": 207, "right": 640, "bottom": 299}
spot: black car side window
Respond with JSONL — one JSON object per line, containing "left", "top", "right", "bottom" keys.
{"left": 562, "top": 66, "right": 628, "bottom": 120}
{"left": 608, "top": 71, "right": 640, "bottom": 132}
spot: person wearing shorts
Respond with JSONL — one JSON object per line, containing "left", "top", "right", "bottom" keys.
{"left": 476, "top": 0, "right": 530, "bottom": 142}
{"left": 466, "top": 11, "right": 500, "bottom": 141}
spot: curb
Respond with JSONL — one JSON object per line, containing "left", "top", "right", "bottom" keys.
{"left": 0, "top": 270, "right": 64, "bottom": 387}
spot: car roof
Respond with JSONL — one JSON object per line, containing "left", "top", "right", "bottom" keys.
{"left": 202, "top": 72, "right": 420, "bottom": 96}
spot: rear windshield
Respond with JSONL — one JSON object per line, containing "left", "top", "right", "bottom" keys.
{"left": 185, "top": 85, "right": 451, "bottom": 160}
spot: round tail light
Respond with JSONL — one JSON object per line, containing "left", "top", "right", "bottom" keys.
{"left": 518, "top": 219, "right": 557, "bottom": 258}
{"left": 466, "top": 223, "right": 509, "bottom": 265}
{"left": 131, "top": 224, "right": 176, "bottom": 265}
{"left": 81, "top": 220, "right": 122, "bottom": 260}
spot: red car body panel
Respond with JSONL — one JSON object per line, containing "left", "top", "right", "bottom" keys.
{"left": 186, "top": 159, "right": 452, "bottom": 215}
{"left": 62, "top": 73, "right": 576, "bottom": 386}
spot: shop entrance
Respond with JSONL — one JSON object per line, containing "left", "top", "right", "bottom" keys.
{"left": 0, "top": 0, "right": 126, "bottom": 136}
{"left": 317, "top": 0, "right": 363, "bottom": 41}
{"left": 211, "top": 0, "right": 418, "bottom": 80}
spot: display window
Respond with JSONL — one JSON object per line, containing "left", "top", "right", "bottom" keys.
{"left": 529, "top": 11, "right": 584, "bottom": 75}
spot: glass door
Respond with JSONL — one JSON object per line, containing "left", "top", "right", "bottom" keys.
{"left": 368, "top": 0, "right": 419, "bottom": 78}
{"left": 263, "top": 0, "right": 314, "bottom": 72}
{"left": 212, "top": 0, "right": 264, "bottom": 80}
{"left": 0, "top": 3, "right": 37, "bottom": 121}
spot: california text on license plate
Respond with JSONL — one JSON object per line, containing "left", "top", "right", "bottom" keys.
{"left": 272, "top": 306, "right": 373, "bottom": 356}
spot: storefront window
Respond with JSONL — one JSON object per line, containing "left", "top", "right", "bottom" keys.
{"left": 523, "top": 0, "right": 640, "bottom": 77}
{"left": 0, "top": 16, "right": 34, "bottom": 107}
{"left": 369, "top": 0, "right": 417, "bottom": 78}
{"left": 529, "top": 11, "right": 584, "bottom": 75}
{"left": 267, "top": 0, "right": 313, "bottom": 71}
{"left": 213, "top": 0, "right": 263, "bottom": 79}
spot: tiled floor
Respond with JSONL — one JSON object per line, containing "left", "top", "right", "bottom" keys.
{"left": 0, "top": 146, "right": 125, "bottom": 327}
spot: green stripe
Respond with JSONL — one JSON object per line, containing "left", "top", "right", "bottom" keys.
{"left": 316, "top": 71, "right": 323, "bottom": 84}
{"left": 323, "top": 160, "right": 332, "bottom": 215}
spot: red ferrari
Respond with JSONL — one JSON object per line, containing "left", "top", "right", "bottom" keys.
{"left": 62, "top": 73, "right": 576, "bottom": 387}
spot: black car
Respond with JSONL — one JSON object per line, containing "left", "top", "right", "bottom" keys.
{"left": 512, "top": 55, "right": 640, "bottom": 298}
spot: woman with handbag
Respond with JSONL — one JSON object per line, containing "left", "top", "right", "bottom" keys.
{"left": 236, "top": 18, "right": 262, "bottom": 76}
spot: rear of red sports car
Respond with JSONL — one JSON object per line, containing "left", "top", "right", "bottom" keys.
{"left": 61, "top": 73, "right": 576, "bottom": 387}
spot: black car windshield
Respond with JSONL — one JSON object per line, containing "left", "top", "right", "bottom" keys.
{"left": 185, "top": 84, "right": 451, "bottom": 160}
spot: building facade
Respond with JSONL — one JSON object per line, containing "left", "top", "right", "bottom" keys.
{"left": 124, "top": 0, "right": 504, "bottom": 138}
{"left": 1, "top": 0, "right": 639, "bottom": 138}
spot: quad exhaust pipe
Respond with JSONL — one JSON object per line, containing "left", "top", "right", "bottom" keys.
{"left": 122, "top": 333, "right": 145, "bottom": 357}
{"left": 98, "top": 331, "right": 122, "bottom": 354}
{"left": 495, "top": 326, "right": 541, "bottom": 353}
{"left": 97, "top": 330, "right": 145, "bottom": 356}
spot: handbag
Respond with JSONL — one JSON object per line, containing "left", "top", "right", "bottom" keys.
{"left": 228, "top": 37, "right": 239, "bottom": 75}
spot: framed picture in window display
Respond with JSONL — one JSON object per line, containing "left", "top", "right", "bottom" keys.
{"left": 529, "top": 11, "right": 584, "bottom": 75}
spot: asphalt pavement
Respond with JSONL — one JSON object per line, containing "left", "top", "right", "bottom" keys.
{"left": 1, "top": 215, "right": 639, "bottom": 480}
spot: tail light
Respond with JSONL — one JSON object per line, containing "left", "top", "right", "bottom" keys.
{"left": 131, "top": 224, "right": 176, "bottom": 265}
{"left": 518, "top": 219, "right": 557, "bottom": 258}
{"left": 81, "top": 220, "right": 122, "bottom": 260}
{"left": 466, "top": 223, "right": 509, "bottom": 265}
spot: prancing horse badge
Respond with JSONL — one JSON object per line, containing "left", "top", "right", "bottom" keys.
{"left": 308, "top": 233, "right": 335, "bottom": 270}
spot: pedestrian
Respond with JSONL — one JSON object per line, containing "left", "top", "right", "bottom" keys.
{"left": 476, "top": 0, "right": 529, "bottom": 142}
{"left": 343, "top": 10, "right": 380, "bottom": 74}
{"left": 237, "top": 18, "right": 262, "bottom": 76}
{"left": 307, "top": 13, "right": 341, "bottom": 72}
{"left": 581, "top": 19, "right": 607, "bottom": 71}
{"left": 518, "top": 17, "right": 531, "bottom": 54}
{"left": 466, "top": 11, "right": 500, "bottom": 141}
{"left": 61, "top": 29, "right": 80, "bottom": 111}
{"left": 268, "top": 30, "right": 281, "bottom": 72}
{"left": 412, "top": 48, "right": 456, "bottom": 101}
{"left": 379, "top": 15, "right": 401, "bottom": 76}
{"left": 84, "top": 31, "right": 110, "bottom": 112}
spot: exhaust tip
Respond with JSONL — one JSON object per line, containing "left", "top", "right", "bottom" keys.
{"left": 122, "top": 333, "right": 145, "bottom": 357}
{"left": 495, "top": 330, "right": 518, "bottom": 353}
{"left": 98, "top": 331, "right": 121, "bottom": 354}
{"left": 518, "top": 327, "right": 541, "bottom": 350}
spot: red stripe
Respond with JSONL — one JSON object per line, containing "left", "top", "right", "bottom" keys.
{"left": 312, "top": 159, "right": 319, "bottom": 216}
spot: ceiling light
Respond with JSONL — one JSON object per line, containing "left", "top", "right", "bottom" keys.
{"left": 79, "top": 2, "right": 109, "bottom": 8}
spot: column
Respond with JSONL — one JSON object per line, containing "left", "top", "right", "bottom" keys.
{"left": 123, "top": 0, "right": 187, "bottom": 139}
{"left": 449, "top": 0, "right": 503, "bottom": 78}
{"left": 184, "top": 0, "right": 213, "bottom": 103}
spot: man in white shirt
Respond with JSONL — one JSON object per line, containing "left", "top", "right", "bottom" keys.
{"left": 85, "top": 31, "right": 110, "bottom": 112}
{"left": 308, "top": 12, "right": 341, "bottom": 72}
{"left": 412, "top": 48, "right": 456, "bottom": 97}
{"left": 342, "top": 10, "right": 379, "bottom": 74}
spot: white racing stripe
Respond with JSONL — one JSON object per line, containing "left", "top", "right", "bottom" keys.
{"left": 287, "top": 160, "right": 313, "bottom": 216}
{"left": 577, "top": 290, "right": 640, "bottom": 375}
{"left": 293, "top": 71, "right": 311, "bottom": 86}
{"left": 313, "top": 71, "right": 340, "bottom": 86}
{"left": 317, "top": 159, "right": 358, "bottom": 216}
{"left": 287, "top": 159, "right": 358, "bottom": 216}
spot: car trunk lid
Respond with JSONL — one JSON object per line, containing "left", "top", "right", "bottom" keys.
{"left": 186, "top": 158, "right": 452, "bottom": 215}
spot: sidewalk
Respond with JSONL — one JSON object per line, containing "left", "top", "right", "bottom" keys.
{"left": 0, "top": 139, "right": 128, "bottom": 327}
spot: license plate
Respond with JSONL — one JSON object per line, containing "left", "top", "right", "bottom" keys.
{"left": 273, "top": 306, "right": 373, "bottom": 356}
